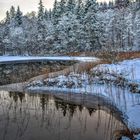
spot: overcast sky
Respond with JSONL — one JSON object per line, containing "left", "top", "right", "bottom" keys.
{"left": 0, "top": 0, "right": 54, "bottom": 20}
{"left": 0, "top": 0, "right": 107, "bottom": 20}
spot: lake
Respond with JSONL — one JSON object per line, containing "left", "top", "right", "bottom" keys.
{"left": 0, "top": 90, "right": 127, "bottom": 140}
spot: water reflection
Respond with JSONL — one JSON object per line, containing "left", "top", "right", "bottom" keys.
{"left": 0, "top": 91, "right": 127, "bottom": 140}
{"left": 0, "top": 62, "right": 71, "bottom": 85}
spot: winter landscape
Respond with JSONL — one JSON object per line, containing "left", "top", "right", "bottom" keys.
{"left": 0, "top": 0, "right": 140, "bottom": 140}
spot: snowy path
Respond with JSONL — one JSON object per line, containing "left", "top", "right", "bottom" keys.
{"left": 0, "top": 56, "right": 100, "bottom": 64}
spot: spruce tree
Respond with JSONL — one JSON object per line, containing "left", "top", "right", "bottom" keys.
{"left": 52, "top": 0, "right": 59, "bottom": 25}
{"left": 109, "top": 1, "right": 114, "bottom": 9}
{"left": 52, "top": 0, "right": 66, "bottom": 25}
{"left": 15, "top": 6, "right": 23, "bottom": 27}
{"left": 4, "top": 11, "right": 10, "bottom": 37}
{"left": 115, "top": 0, "right": 130, "bottom": 8}
{"left": 84, "top": 0, "right": 98, "bottom": 23}
{"left": 84, "top": 0, "right": 101, "bottom": 50}
{"left": 37, "top": 0, "right": 46, "bottom": 40}
{"left": 10, "top": 6, "right": 15, "bottom": 19}
{"left": 44, "top": 9, "right": 49, "bottom": 21}
{"left": 38, "top": 0, "right": 44, "bottom": 21}
{"left": 5, "top": 11, "right": 10, "bottom": 24}
{"left": 48, "top": 9, "right": 52, "bottom": 20}
{"left": 60, "top": 0, "right": 66, "bottom": 15}
{"left": 66, "top": 0, "right": 76, "bottom": 13}
{"left": 75, "top": 0, "right": 84, "bottom": 20}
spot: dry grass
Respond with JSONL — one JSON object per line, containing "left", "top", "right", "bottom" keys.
{"left": 116, "top": 51, "right": 140, "bottom": 61}
{"left": 50, "top": 51, "right": 140, "bottom": 78}
{"left": 28, "top": 60, "right": 104, "bottom": 82}
{"left": 113, "top": 129, "right": 134, "bottom": 140}
{"left": 73, "top": 60, "right": 108, "bottom": 74}
{"left": 28, "top": 51, "right": 140, "bottom": 83}
{"left": 66, "top": 51, "right": 140, "bottom": 63}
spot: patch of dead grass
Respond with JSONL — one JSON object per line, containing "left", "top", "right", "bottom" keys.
{"left": 28, "top": 51, "right": 140, "bottom": 83}
{"left": 66, "top": 51, "right": 140, "bottom": 63}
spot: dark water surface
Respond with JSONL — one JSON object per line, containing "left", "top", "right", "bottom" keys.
{"left": 0, "top": 61, "right": 72, "bottom": 85}
{"left": 0, "top": 91, "right": 127, "bottom": 140}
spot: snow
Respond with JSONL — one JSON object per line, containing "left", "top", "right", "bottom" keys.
{"left": 92, "top": 59, "right": 140, "bottom": 132}
{"left": 93, "top": 58, "right": 140, "bottom": 83}
{"left": 121, "top": 137, "right": 131, "bottom": 140}
{"left": 42, "top": 73, "right": 89, "bottom": 88}
{"left": 121, "top": 134, "right": 140, "bottom": 140}
{"left": 134, "top": 134, "right": 140, "bottom": 140}
{"left": 127, "top": 105, "right": 140, "bottom": 131}
{"left": 10, "top": 27, "right": 23, "bottom": 37}
{"left": 0, "top": 56, "right": 100, "bottom": 64}
{"left": 27, "top": 83, "right": 140, "bottom": 132}
{"left": 0, "top": 57, "right": 140, "bottom": 135}
{"left": 28, "top": 82, "right": 140, "bottom": 129}
{"left": 26, "top": 58, "right": 140, "bottom": 133}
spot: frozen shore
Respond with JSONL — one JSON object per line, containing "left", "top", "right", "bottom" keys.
{"left": 0, "top": 56, "right": 100, "bottom": 64}
{"left": 0, "top": 58, "right": 140, "bottom": 139}
{"left": 26, "top": 58, "right": 140, "bottom": 135}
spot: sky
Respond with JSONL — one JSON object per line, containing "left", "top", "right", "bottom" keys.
{"left": 0, "top": 0, "right": 54, "bottom": 20}
{"left": 0, "top": 0, "right": 108, "bottom": 20}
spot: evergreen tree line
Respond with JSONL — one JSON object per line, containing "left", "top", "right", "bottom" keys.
{"left": 0, "top": 0, "right": 139, "bottom": 55}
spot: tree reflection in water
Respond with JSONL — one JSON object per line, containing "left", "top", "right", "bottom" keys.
{"left": 0, "top": 91, "right": 131, "bottom": 140}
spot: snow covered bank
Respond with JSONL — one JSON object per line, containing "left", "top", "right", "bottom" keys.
{"left": 27, "top": 84, "right": 140, "bottom": 134}
{"left": 27, "top": 73, "right": 90, "bottom": 89}
{"left": 0, "top": 56, "right": 100, "bottom": 64}
{"left": 93, "top": 58, "right": 140, "bottom": 84}
{"left": 26, "top": 58, "right": 140, "bottom": 135}
{"left": 27, "top": 58, "right": 140, "bottom": 93}
{"left": 92, "top": 58, "right": 140, "bottom": 93}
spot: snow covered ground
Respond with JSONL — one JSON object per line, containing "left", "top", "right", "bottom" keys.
{"left": 91, "top": 58, "right": 140, "bottom": 94}
{"left": 0, "top": 56, "right": 100, "bottom": 64}
{"left": 26, "top": 58, "right": 140, "bottom": 136}
{"left": 92, "top": 58, "right": 140, "bottom": 84}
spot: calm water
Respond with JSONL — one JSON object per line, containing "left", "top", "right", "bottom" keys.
{"left": 0, "top": 90, "right": 127, "bottom": 140}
